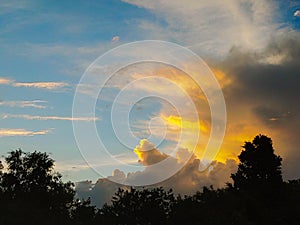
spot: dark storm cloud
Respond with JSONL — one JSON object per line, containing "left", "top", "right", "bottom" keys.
{"left": 220, "top": 32, "right": 300, "bottom": 179}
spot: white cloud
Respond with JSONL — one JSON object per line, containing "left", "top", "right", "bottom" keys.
{"left": 2, "top": 114, "right": 100, "bottom": 122}
{"left": 122, "top": 0, "right": 283, "bottom": 57}
{"left": 0, "top": 128, "right": 52, "bottom": 137}
{"left": 0, "top": 100, "right": 47, "bottom": 109}
{"left": 294, "top": 10, "right": 300, "bottom": 17}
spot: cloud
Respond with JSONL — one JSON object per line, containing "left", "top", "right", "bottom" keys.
{"left": 76, "top": 178, "right": 123, "bottom": 207}
{"left": 13, "top": 82, "right": 69, "bottom": 90}
{"left": 111, "top": 36, "right": 120, "bottom": 42}
{"left": 0, "top": 77, "right": 70, "bottom": 91}
{"left": 2, "top": 114, "right": 100, "bottom": 122}
{"left": 294, "top": 10, "right": 300, "bottom": 17}
{"left": 134, "top": 139, "right": 168, "bottom": 166}
{"left": 75, "top": 32, "right": 300, "bottom": 207}
{"left": 76, "top": 139, "right": 238, "bottom": 207}
{"left": 0, "top": 100, "right": 47, "bottom": 109}
{"left": 122, "top": 0, "right": 283, "bottom": 57}
{"left": 0, "top": 128, "right": 52, "bottom": 137}
{"left": 0, "top": 78, "right": 12, "bottom": 84}
{"left": 216, "top": 32, "right": 300, "bottom": 179}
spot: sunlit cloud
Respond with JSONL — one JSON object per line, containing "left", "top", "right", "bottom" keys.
{"left": 13, "top": 81, "right": 69, "bottom": 90}
{"left": 133, "top": 139, "right": 168, "bottom": 166}
{"left": 0, "top": 77, "right": 69, "bottom": 91}
{"left": 0, "top": 100, "right": 47, "bottom": 109}
{"left": 0, "top": 77, "right": 13, "bottom": 84}
{"left": 76, "top": 139, "right": 238, "bottom": 207}
{"left": 0, "top": 128, "right": 52, "bottom": 137}
{"left": 2, "top": 114, "right": 100, "bottom": 122}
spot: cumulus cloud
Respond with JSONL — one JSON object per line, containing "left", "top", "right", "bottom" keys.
{"left": 76, "top": 139, "right": 238, "bottom": 207}
{"left": 0, "top": 100, "right": 47, "bottom": 109}
{"left": 2, "top": 114, "right": 100, "bottom": 122}
{"left": 76, "top": 32, "right": 300, "bottom": 207}
{"left": 134, "top": 139, "right": 168, "bottom": 166}
{"left": 0, "top": 128, "right": 52, "bottom": 137}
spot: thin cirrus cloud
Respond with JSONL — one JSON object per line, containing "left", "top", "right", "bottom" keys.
{"left": 0, "top": 100, "right": 47, "bottom": 109}
{"left": 2, "top": 114, "right": 100, "bottom": 122}
{"left": 0, "top": 77, "right": 69, "bottom": 90}
{"left": 0, "top": 128, "right": 52, "bottom": 137}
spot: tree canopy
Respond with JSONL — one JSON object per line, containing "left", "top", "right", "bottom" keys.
{"left": 0, "top": 135, "right": 299, "bottom": 225}
{"left": 0, "top": 149, "right": 94, "bottom": 225}
{"left": 231, "top": 134, "right": 283, "bottom": 194}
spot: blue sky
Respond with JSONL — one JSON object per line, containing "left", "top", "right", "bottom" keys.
{"left": 1, "top": 0, "right": 300, "bottom": 183}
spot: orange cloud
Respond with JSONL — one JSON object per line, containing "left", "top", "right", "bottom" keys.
{"left": 134, "top": 139, "right": 168, "bottom": 166}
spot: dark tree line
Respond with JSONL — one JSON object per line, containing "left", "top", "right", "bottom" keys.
{"left": 0, "top": 134, "right": 300, "bottom": 225}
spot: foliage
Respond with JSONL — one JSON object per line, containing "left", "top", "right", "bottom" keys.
{"left": 0, "top": 135, "right": 299, "bottom": 225}
{"left": 0, "top": 149, "right": 90, "bottom": 225}
{"left": 96, "top": 187, "right": 175, "bottom": 225}
{"left": 231, "top": 134, "right": 283, "bottom": 192}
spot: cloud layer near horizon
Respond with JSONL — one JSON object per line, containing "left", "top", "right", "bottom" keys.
{"left": 76, "top": 139, "right": 238, "bottom": 207}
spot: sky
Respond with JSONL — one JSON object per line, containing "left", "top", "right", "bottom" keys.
{"left": 1, "top": 0, "right": 300, "bottom": 205}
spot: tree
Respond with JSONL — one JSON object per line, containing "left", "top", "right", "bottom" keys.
{"left": 97, "top": 187, "right": 175, "bottom": 225}
{"left": 231, "top": 134, "right": 283, "bottom": 193}
{"left": 0, "top": 149, "right": 76, "bottom": 225}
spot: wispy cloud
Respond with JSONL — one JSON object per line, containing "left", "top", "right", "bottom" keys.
{"left": 2, "top": 114, "right": 100, "bottom": 122}
{"left": 0, "top": 100, "right": 47, "bottom": 109}
{"left": 13, "top": 82, "right": 69, "bottom": 90}
{"left": 0, "top": 77, "right": 12, "bottom": 84}
{"left": 0, "top": 128, "right": 52, "bottom": 137}
{"left": 0, "top": 77, "right": 70, "bottom": 91}
{"left": 122, "top": 0, "right": 283, "bottom": 57}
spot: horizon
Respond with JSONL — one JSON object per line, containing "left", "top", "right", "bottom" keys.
{"left": 1, "top": 0, "right": 300, "bottom": 192}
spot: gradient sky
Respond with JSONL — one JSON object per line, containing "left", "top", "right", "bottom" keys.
{"left": 1, "top": 0, "right": 300, "bottom": 183}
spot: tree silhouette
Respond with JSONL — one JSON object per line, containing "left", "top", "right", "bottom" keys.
{"left": 0, "top": 136, "right": 299, "bottom": 225}
{"left": 231, "top": 134, "right": 283, "bottom": 191}
{"left": 0, "top": 149, "right": 76, "bottom": 225}
{"left": 97, "top": 187, "right": 175, "bottom": 225}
